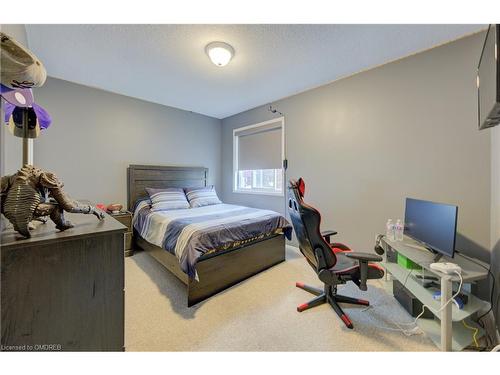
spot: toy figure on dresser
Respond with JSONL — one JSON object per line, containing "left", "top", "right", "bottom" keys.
{"left": 1, "top": 165, "right": 104, "bottom": 238}
{"left": 107, "top": 203, "right": 123, "bottom": 214}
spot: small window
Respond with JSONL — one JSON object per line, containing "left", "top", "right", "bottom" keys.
{"left": 233, "top": 118, "right": 284, "bottom": 196}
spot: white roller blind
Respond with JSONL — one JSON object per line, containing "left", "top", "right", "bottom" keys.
{"left": 236, "top": 122, "right": 282, "bottom": 170}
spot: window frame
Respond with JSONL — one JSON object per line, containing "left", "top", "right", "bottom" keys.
{"left": 232, "top": 117, "right": 285, "bottom": 196}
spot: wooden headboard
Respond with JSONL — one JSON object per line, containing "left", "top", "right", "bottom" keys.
{"left": 127, "top": 165, "right": 208, "bottom": 211}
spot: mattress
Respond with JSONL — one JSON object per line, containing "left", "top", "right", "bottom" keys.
{"left": 133, "top": 202, "right": 292, "bottom": 278}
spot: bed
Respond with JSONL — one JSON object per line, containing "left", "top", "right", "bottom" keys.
{"left": 127, "top": 164, "right": 291, "bottom": 306}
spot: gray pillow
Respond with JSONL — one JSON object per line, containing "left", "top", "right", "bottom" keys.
{"left": 146, "top": 187, "right": 190, "bottom": 211}
{"left": 184, "top": 186, "right": 222, "bottom": 208}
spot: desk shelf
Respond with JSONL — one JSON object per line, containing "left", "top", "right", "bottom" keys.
{"left": 383, "top": 262, "right": 490, "bottom": 322}
{"left": 384, "top": 237, "right": 489, "bottom": 283}
{"left": 381, "top": 236, "right": 490, "bottom": 351}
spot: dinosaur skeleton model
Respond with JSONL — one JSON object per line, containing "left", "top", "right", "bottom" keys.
{"left": 1, "top": 165, "right": 104, "bottom": 238}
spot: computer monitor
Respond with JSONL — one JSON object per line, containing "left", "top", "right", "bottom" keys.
{"left": 404, "top": 198, "right": 458, "bottom": 259}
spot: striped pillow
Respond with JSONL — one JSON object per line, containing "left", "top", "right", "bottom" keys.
{"left": 185, "top": 186, "right": 222, "bottom": 208}
{"left": 145, "top": 187, "right": 190, "bottom": 212}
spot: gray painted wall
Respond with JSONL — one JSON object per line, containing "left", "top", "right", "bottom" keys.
{"left": 3, "top": 77, "right": 222, "bottom": 207}
{"left": 222, "top": 32, "right": 491, "bottom": 257}
{"left": 1, "top": 23, "right": 497, "bottom": 331}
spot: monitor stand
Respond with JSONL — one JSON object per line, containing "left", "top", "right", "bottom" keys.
{"left": 403, "top": 238, "right": 444, "bottom": 262}
{"left": 433, "top": 253, "right": 443, "bottom": 262}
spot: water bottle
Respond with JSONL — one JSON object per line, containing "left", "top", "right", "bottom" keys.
{"left": 395, "top": 219, "right": 404, "bottom": 241}
{"left": 386, "top": 219, "right": 395, "bottom": 241}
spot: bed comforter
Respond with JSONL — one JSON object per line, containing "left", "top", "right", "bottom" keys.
{"left": 133, "top": 202, "right": 292, "bottom": 279}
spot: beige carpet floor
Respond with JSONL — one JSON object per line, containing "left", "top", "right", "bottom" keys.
{"left": 124, "top": 246, "right": 437, "bottom": 351}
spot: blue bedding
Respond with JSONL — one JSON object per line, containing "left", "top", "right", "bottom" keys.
{"left": 133, "top": 202, "right": 292, "bottom": 279}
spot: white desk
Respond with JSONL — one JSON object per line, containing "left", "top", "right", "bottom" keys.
{"left": 381, "top": 236, "right": 490, "bottom": 351}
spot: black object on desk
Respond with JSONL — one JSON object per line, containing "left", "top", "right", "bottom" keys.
{"left": 416, "top": 274, "right": 439, "bottom": 281}
{"left": 393, "top": 279, "right": 434, "bottom": 319}
{"left": 422, "top": 280, "right": 440, "bottom": 289}
{"left": 386, "top": 245, "right": 398, "bottom": 263}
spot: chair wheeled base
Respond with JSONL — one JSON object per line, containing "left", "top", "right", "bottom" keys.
{"left": 295, "top": 282, "right": 370, "bottom": 329}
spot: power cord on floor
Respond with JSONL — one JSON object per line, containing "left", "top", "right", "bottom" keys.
{"left": 361, "top": 267, "right": 420, "bottom": 335}
{"left": 462, "top": 319, "right": 480, "bottom": 348}
{"left": 361, "top": 268, "right": 414, "bottom": 331}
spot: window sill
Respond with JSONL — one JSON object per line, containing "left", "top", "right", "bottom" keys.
{"left": 232, "top": 189, "right": 284, "bottom": 197}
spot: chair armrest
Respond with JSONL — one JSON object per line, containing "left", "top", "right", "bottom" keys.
{"left": 345, "top": 252, "right": 382, "bottom": 262}
{"left": 321, "top": 230, "right": 338, "bottom": 243}
{"left": 345, "top": 252, "right": 382, "bottom": 291}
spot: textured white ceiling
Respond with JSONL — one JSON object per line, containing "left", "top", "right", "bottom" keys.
{"left": 25, "top": 24, "right": 484, "bottom": 119}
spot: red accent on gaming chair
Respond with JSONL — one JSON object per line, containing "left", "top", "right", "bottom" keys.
{"left": 288, "top": 178, "right": 384, "bottom": 329}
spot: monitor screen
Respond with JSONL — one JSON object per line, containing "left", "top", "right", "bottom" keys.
{"left": 404, "top": 198, "right": 458, "bottom": 258}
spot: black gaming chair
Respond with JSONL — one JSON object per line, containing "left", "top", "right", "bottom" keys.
{"left": 288, "top": 178, "right": 384, "bottom": 329}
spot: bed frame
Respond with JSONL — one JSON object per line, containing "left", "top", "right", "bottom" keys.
{"left": 127, "top": 164, "right": 286, "bottom": 307}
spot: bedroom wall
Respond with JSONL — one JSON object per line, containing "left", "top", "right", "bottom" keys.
{"left": 221, "top": 31, "right": 491, "bottom": 257}
{"left": 3, "top": 77, "right": 222, "bottom": 207}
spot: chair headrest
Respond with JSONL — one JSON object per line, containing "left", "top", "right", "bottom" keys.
{"left": 289, "top": 177, "right": 306, "bottom": 198}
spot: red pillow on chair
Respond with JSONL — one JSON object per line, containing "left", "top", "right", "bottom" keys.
{"left": 330, "top": 244, "right": 352, "bottom": 253}
{"left": 298, "top": 178, "right": 306, "bottom": 198}
{"left": 330, "top": 247, "right": 350, "bottom": 254}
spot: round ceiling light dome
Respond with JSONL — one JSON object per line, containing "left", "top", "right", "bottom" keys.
{"left": 205, "top": 41, "right": 234, "bottom": 67}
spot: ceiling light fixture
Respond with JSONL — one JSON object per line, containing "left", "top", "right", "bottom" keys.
{"left": 205, "top": 42, "right": 234, "bottom": 67}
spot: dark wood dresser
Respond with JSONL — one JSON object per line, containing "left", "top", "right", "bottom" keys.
{"left": 1, "top": 211, "right": 126, "bottom": 351}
